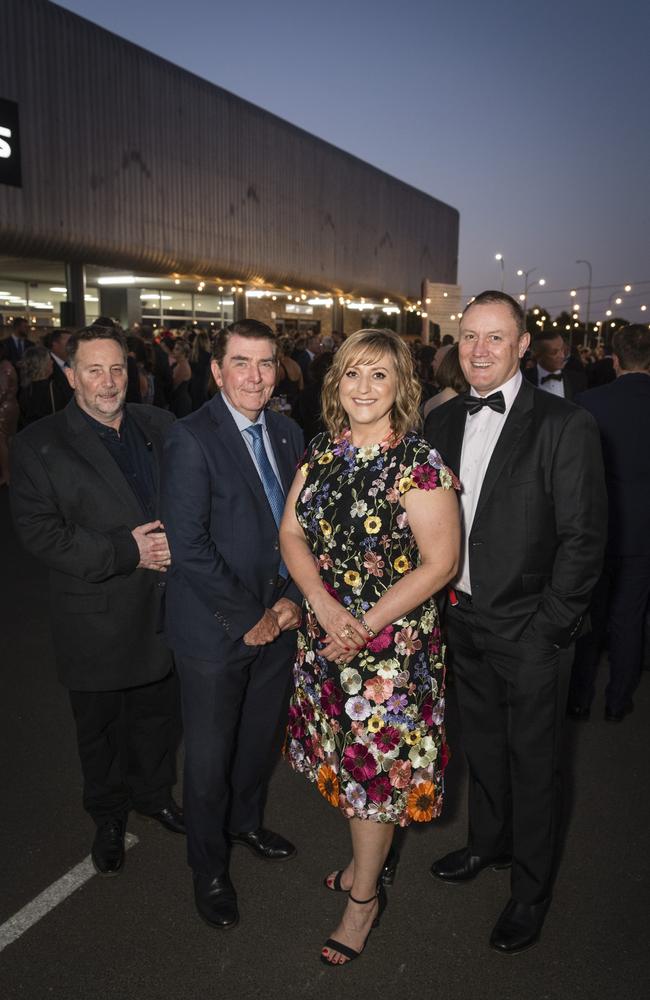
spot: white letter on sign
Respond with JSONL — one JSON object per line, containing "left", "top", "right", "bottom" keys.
{"left": 0, "top": 126, "right": 12, "bottom": 159}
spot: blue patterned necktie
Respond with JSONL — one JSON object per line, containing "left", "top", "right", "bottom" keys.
{"left": 244, "top": 423, "right": 287, "bottom": 577}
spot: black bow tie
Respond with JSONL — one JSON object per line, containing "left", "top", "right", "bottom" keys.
{"left": 540, "top": 372, "right": 563, "bottom": 383}
{"left": 462, "top": 391, "right": 506, "bottom": 416}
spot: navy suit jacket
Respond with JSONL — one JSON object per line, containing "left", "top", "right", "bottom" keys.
{"left": 161, "top": 392, "right": 304, "bottom": 659}
{"left": 575, "top": 373, "right": 650, "bottom": 556}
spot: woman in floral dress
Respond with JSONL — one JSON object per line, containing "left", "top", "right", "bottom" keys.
{"left": 280, "top": 329, "right": 460, "bottom": 965}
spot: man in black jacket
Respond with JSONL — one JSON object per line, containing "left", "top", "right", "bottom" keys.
{"left": 523, "top": 329, "right": 587, "bottom": 400}
{"left": 424, "top": 291, "right": 606, "bottom": 953}
{"left": 568, "top": 324, "right": 650, "bottom": 721}
{"left": 10, "top": 326, "right": 183, "bottom": 877}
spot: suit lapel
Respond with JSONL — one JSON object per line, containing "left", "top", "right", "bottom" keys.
{"left": 473, "top": 380, "right": 534, "bottom": 522}
{"left": 265, "top": 412, "right": 296, "bottom": 494}
{"left": 64, "top": 403, "right": 144, "bottom": 520}
{"left": 208, "top": 394, "right": 278, "bottom": 516}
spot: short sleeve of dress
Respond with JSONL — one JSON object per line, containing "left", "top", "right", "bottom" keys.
{"left": 397, "top": 437, "right": 461, "bottom": 495}
{"left": 299, "top": 431, "right": 331, "bottom": 478}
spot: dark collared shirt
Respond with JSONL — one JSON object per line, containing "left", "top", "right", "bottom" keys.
{"left": 77, "top": 403, "right": 156, "bottom": 519}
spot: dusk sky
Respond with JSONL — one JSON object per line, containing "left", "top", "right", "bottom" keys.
{"left": 58, "top": 0, "right": 649, "bottom": 324}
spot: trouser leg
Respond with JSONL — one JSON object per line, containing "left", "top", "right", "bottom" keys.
{"left": 68, "top": 688, "right": 129, "bottom": 824}
{"left": 605, "top": 556, "right": 650, "bottom": 713}
{"left": 229, "top": 630, "right": 296, "bottom": 833}
{"left": 497, "top": 637, "right": 572, "bottom": 903}
{"left": 175, "top": 650, "right": 250, "bottom": 877}
{"left": 447, "top": 608, "right": 512, "bottom": 858}
{"left": 123, "top": 670, "right": 180, "bottom": 814}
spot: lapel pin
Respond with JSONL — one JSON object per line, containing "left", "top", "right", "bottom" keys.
{"left": 282, "top": 438, "right": 287, "bottom": 444}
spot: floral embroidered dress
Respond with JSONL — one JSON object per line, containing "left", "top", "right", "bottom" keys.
{"left": 286, "top": 430, "right": 460, "bottom": 825}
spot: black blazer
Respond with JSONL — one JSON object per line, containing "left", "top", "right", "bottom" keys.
{"left": 575, "top": 373, "right": 650, "bottom": 556}
{"left": 424, "top": 378, "right": 607, "bottom": 647}
{"left": 523, "top": 364, "right": 587, "bottom": 400}
{"left": 50, "top": 359, "right": 74, "bottom": 410}
{"left": 161, "top": 392, "right": 304, "bottom": 660}
{"left": 10, "top": 401, "right": 175, "bottom": 690}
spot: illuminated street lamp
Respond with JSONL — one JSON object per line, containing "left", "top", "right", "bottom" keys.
{"left": 495, "top": 253, "right": 505, "bottom": 291}
{"left": 516, "top": 267, "right": 546, "bottom": 325}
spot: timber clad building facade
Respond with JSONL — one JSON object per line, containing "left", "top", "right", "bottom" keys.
{"left": 0, "top": 0, "right": 460, "bottom": 339}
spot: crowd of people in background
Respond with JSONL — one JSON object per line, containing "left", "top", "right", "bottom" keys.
{"left": 0, "top": 311, "right": 622, "bottom": 488}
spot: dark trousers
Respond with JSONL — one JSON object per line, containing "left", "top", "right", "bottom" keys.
{"left": 447, "top": 602, "right": 572, "bottom": 905}
{"left": 570, "top": 555, "right": 650, "bottom": 713}
{"left": 175, "top": 630, "right": 296, "bottom": 878}
{"left": 69, "top": 671, "right": 180, "bottom": 825}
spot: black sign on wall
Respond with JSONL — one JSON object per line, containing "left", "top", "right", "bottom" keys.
{"left": 0, "top": 98, "right": 22, "bottom": 188}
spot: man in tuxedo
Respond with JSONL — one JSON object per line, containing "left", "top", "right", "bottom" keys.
{"left": 161, "top": 320, "right": 304, "bottom": 929}
{"left": 424, "top": 291, "right": 606, "bottom": 953}
{"left": 10, "top": 326, "right": 183, "bottom": 877}
{"left": 523, "top": 330, "right": 587, "bottom": 399}
{"left": 568, "top": 324, "right": 650, "bottom": 721}
{"left": 44, "top": 328, "right": 74, "bottom": 410}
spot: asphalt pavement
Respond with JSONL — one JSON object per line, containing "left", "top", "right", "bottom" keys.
{"left": 1, "top": 486, "right": 648, "bottom": 1000}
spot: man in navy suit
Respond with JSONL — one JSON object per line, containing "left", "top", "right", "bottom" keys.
{"left": 568, "top": 324, "right": 650, "bottom": 721}
{"left": 161, "top": 320, "right": 304, "bottom": 929}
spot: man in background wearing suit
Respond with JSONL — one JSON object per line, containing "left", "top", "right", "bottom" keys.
{"left": 523, "top": 329, "right": 587, "bottom": 400}
{"left": 568, "top": 324, "right": 650, "bottom": 722}
{"left": 424, "top": 291, "right": 606, "bottom": 953}
{"left": 44, "top": 328, "right": 74, "bottom": 410}
{"left": 161, "top": 320, "right": 304, "bottom": 930}
{"left": 2, "top": 315, "right": 31, "bottom": 372}
{"left": 10, "top": 326, "right": 183, "bottom": 877}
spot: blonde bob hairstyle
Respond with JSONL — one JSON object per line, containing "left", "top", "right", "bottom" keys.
{"left": 321, "top": 329, "right": 422, "bottom": 439}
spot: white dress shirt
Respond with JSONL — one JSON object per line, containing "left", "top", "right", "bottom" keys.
{"left": 536, "top": 363, "right": 565, "bottom": 398}
{"left": 455, "top": 370, "right": 522, "bottom": 595}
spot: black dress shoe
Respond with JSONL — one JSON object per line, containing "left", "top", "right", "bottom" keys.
{"left": 193, "top": 873, "right": 239, "bottom": 929}
{"left": 604, "top": 701, "right": 633, "bottom": 722}
{"left": 430, "top": 846, "right": 511, "bottom": 883}
{"left": 91, "top": 818, "right": 125, "bottom": 876}
{"left": 490, "top": 897, "right": 550, "bottom": 953}
{"left": 230, "top": 827, "right": 296, "bottom": 861}
{"left": 566, "top": 703, "right": 590, "bottom": 720}
{"left": 138, "top": 800, "right": 186, "bottom": 834}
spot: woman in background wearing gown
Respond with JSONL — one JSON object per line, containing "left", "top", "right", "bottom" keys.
{"left": 280, "top": 329, "right": 460, "bottom": 965}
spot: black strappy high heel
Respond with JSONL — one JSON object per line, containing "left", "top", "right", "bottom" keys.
{"left": 320, "top": 884, "right": 387, "bottom": 966}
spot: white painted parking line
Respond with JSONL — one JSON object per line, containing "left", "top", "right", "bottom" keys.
{"left": 0, "top": 833, "right": 139, "bottom": 953}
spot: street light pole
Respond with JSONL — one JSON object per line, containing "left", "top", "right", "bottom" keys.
{"left": 517, "top": 267, "right": 546, "bottom": 329}
{"left": 495, "top": 253, "right": 505, "bottom": 292}
{"left": 576, "top": 259, "right": 592, "bottom": 347}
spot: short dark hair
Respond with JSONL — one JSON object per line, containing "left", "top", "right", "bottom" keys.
{"left": 211, "top": 319, "right": 276, "bottom": 365}
{"left": 462, "top": 290, "right": 525, "bottom": 334}
{"left": 12, "top": 315, "right": 28, "bottom": 330}
{"left": 67, "top": 325, "right": 128, "bottom": 367}
{"left": 612, "top": 324, "right": 650, "bottom": 372}
{"left": 532, "top": 329, "right": 566, "bottom": 348}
